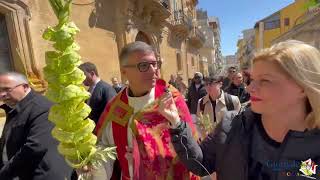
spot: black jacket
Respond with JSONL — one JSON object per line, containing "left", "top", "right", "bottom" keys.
{"left": 186, "top": 82, "right": 207, "bottom": 114}
{"left": 112, "top": 84, "right": 124, "bottom": 93}
{"left": 88, "top": 80, "right": 116, "bottom": 124}
{"left": 0, "top": 90, "right": 72, "bottom": 180}
{"left": 225, "top": 83, "right": 250, "bottom": 103}
{"left": 222, "top": 77, "right": 231, "bottom": 91}
{"left": 170, "top": 109, "right": 320, "bottom": 180}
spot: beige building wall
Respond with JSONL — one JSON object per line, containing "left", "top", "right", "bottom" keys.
{"left": 0, "top": 0, "right": 204, "bottom": 88}
{"left": 160, "top": 34, "right": 179, "bottom": 82}
{"left": 29, "top": 0, "right": 121, "bottom": 84}
{"left": 180, "top": 41, "right": 190, "bottom": 84}
{"left": 0, "top": 0, "right": 207, "bottom": 122}
{"left": 199, "top": 48, "right": 212, "bottom": 75}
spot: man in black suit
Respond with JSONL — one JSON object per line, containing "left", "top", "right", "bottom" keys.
{"left": 0, "top": 72, "right": 72, "bottom": 180}
{"left": 79, "top": 62, "right": 116, "bottom": 124}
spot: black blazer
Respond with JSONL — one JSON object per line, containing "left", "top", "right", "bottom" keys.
{"left": 88, "top": 80, "right": 116, "bottom": 124}
{"left": 0, "top": 90, "right": 72, "bottom": 180}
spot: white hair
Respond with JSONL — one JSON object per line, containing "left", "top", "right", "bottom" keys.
{"left": 0, "top": 72, "right": 29, "bottom": 85}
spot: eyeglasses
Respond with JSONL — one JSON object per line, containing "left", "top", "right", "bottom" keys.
{"left": 0, "top": 84, "right": 24, "bottom": 93}
{"left": 123, "top": 61, "right": 162, "bottom": 72}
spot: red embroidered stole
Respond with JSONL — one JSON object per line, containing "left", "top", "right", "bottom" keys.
{"left": 96, "top": 79, "right": 198, "bottom": 180}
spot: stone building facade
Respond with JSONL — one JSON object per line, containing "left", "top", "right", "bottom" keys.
{"left": 0, "top": 0, "right": 210, "bottom": 119}
{"left": 0, "top": 0, "right": 206, "bottom": 89}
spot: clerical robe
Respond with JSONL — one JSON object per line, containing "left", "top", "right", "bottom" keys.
{"left": 95, "top": 79, "right": 199, "bottom": 180}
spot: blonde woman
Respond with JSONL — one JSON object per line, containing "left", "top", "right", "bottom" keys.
{"left": 159, "top": 40, "right": 320, "bottom": 180}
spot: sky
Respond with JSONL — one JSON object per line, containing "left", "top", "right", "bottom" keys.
{"left": 198, "top": 0, "right": 295, "bottom": 56}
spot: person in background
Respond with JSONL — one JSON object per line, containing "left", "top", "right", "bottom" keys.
{"left": 186, "top": 72, "right": 207, "bottom": 124}
{"left": 225, "top": 72, "right": 250, "bottom": 104}
{"left": 111, "top": 77, "right": 124, "bottom": 93}
{"left": 196, "top": 75, "right": 241, "bottom": 180}
{"left": 167, "top": 40, "right": 320, "bottom": 180}
{"left": 0, "top": 72, "right": 72, "bottom": 180}
{"left": 168, "top": 74, "right": 178, "bottom": 89}
{"left": 176, "top": 75, "right": 187, "bottom": 98}
{"left": 242, "top": 67, "right": 251, "bottom": 86}
{"left": 197, "top": 75, "right": 241, "bottom": 138}
{"left": 221, "top": 66, "right": 237, "bottom": 90}
{"left": 79, "top": 62, "right": 116, "bottom": 124}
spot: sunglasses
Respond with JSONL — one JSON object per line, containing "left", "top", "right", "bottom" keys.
{"left": 123, "top": 61, "right": 162, "bottom": 72}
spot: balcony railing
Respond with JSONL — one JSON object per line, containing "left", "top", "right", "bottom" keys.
{"left": 172, "top": 10, "right": 193, "bottom": 29}
{"left": 160, "top": 0, "right": 169, "bottom": 10}
{"left": 194, "top": 27, "right": 206, "bottom": 43}
{"left": 188, "top": 26, "right": 206, "bottom": 49}
{"left": 143, "top": 0, "right": 171, "bottom": 26}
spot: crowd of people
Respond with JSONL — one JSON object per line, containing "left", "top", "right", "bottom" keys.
{"left": 0, "top": 40, "right": 319, "bottom": 180}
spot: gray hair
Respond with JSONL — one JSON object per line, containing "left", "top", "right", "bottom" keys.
{"left": 119, "top": 41, "right": 155, "bottom": 66}
{"left": 0, "top": 72, "right": 29, "bottom": 85}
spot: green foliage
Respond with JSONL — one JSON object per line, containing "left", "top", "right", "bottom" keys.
{"left": 43, "top": 0, "right": 116, "bottom": 178}
{"left": 196, "top": 113, "right": 217, "bottom": 136}
{"left": 305, "top": 0, "right": 320, "bottom": 10}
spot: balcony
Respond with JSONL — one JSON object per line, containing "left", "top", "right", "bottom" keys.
{"left": 187, "top": 0, "right": 198, "bottom": 7}
{"left": 188, "top": 26, "right": 206, "bottom": 49}
{"left": 170, "top": 10, "right": 193, "bottom": 40}
{"left": 148, "top": 0, "right": 171, "bottom": 24}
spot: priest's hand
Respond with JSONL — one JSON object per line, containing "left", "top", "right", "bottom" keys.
{"left": 158, "top": 91, "right": 181, "bottom": 128}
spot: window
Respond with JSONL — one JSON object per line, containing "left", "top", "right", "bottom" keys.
{"left": 0, "top": 14, "right": 12, "bottom": 73}
{"left": 284, "top": 18, "right": 290, "bottom": 26}
{"left": 263, "top": 12, "right": 280, "bottom": 30}
{"left": 264, "top": 20, "right": 280, "bottom": 30}
{"left": 176, "top": 53, "right": 182, "bottom": 71}
{"left": 199, "top": 61, "right": 204, "bottom": 73}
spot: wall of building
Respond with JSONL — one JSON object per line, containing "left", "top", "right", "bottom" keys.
{"left": 29, "top": 0, "right": 121, "bottom": 84}
{"left": 254, "top": 0, "right": 309, "bottom": 49}
{"left": 199, "top": 48, "right": 212, "bottom": 76}
{"left": 280, "top": 0, "right": 309, "bottom": 33}
{"left": 1, "top": 0, "right": 207, "bottom": 89}
{"left": 160, "top": 33, "right": 180, "bottom": 81}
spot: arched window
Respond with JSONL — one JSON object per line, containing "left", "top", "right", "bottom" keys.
{"left": 0, "top": 14, "right": 12, "bottom": 73}
{"left": 176, "top": 53, "right": 182, "bottom": 71}
{"left": 135, "top": 31, "right": 151, "bottom": 44}
{"left": 191, "top": 57, "right": 195, "bottom": 66}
